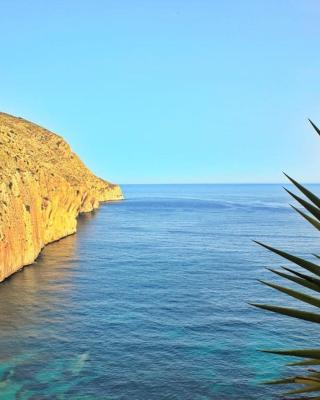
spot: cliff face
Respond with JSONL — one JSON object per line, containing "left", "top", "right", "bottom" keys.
{"left": 0, "top": 112, "right": 123, "bottom": 282}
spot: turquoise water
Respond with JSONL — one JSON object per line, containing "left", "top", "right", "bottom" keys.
{"left": 0, "top": 184, "right": 319, "bottom": 399}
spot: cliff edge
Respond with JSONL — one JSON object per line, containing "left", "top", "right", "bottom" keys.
{"left": 0, "top": 112, "right": 123, "bottom": 282}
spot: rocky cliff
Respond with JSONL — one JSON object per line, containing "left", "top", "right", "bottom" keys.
{"left": 0, "top": 112, "right": 123, "bottom": 282}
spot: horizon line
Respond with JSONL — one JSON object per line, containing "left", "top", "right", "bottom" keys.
{"left": 117, "top": 182, "right": 320, "bottom": 185}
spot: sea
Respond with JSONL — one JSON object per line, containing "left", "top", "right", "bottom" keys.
{"left": 0, "top": 184, "right": 320, "bottom": 400}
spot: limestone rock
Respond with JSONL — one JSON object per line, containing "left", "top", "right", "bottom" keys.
{"left": 0, "top": 112, "right": 123, "bottom": 281}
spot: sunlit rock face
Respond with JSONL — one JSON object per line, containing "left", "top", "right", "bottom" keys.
{"left": 0, "top": 112, "right": 123, "bottom": 281}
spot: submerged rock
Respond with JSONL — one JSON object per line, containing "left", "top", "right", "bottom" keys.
{"left": 0, "top": 112, "right": 123, "bottom": 281}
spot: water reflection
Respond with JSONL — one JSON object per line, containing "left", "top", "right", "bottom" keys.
{"left": 0, "top": 209, "right": 104, "bottom": 399}
{"left": 0, "top": 209, "right": 100, "bottom": 331}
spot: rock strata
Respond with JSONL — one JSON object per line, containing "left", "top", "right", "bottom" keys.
{"left": 0, "top": 112, "right": 123, "bottom": 282}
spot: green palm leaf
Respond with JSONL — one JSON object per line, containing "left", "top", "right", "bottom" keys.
{"left": 254, "top": 241, "right": 320, "bottom": 277}
{"left": 268, "top": 268, "right": 320, "bottom": 293}
{"left": 284, "top": 397, "right": 320, "bottom": 400}
{"left": 284, "top": 188, "right": 320, "bottom": 222}
{"left": 253, "top": 119, "right": 320, "bottom": 398}
{"left": 291, "top": 205, "right": 320, "bottom": 231}
{"left": 251, "top": 303, "right": 320, "bottom": 324}
{"left": 262, "top": 349, "right": 320, "bottom": 359}
{"left": 309, "top": 119, "right": 320, "bottom": 136}
{"left": 284, "top": 383, "right": 320, "bottom": 396}
{"left": 288, "top": 359, "right": 320, "bottom": 367}
{"left": 259, "top": 280, "right": 320, "bottom": 308}
{"left": 282, "top": 267, "right": 320, "bottom": 289}
{"left": 284, "top": 173, "right": 320, "bottom": 209}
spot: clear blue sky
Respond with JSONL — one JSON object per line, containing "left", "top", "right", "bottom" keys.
{"left": 1, "top": 0, "right": 320, "bottom": 184}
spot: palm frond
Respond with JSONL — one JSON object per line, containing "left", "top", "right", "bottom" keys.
{"left": 253, "top": 119, "right": 320, "bottom": 398}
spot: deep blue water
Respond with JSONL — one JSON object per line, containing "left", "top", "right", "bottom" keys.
{"left": 0, "top": 184, "right": 320, "bottom": 399}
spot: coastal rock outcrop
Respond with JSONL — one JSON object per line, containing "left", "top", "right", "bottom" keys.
{"left": 0, "top": 112, "right": 123, "bottom": 282}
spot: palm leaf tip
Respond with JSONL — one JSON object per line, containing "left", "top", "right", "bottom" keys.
{"left": 290, "top": 205, "right": 320, "bottom": 231}
{"left": 258, "top": 280, "right": 320, "bottom": 308}
{"left": 309, "top": 119, "right": 320, "bottom": 136}
{"left": 284, "top": 188, "right": 320, "bottom": 222}
{"left": 249, "top": 303, "right": 320, "bottom": 324}
{"left": 253, "top": 240, "right": 320, "bottom": 278}
{"left": 284, "top": 382, "right": 320, "bottom": 396}
{"left": 287, "top": 359, "right": 320, "bottom": 367}
{"left": 283, "top": 173, "right": 320, "bottom": 209}
{"left": 261, "top": 349, "right": 320, "bottom": 359}
{"left": 282, "top": 266, "right": 320, "bottom": 286}
{"left": 263, "top": 376, "right": 297, "bottom": 385}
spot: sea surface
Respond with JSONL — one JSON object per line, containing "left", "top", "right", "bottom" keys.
{"left": 0, "top": 184, "right": 320, "bottom": 400}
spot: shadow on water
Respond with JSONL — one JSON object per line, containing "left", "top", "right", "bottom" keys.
{"left": 0, "top": 208, "right": 110, "bottom": 399}
{"left": 0, "top": 208, "right": 101, "bottom": 331}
